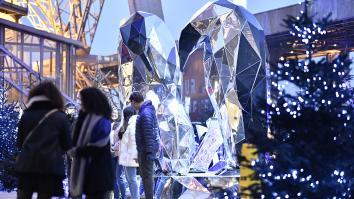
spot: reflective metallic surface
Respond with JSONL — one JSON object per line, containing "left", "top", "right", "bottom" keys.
{"left": 179, "top": 0, "right": 268, "bottom": 172}
{"left": 118, "top": 11, "right": 195, "bottom": 175}
{"left": 117, "top": 1, "right": 268, "bottom": 193}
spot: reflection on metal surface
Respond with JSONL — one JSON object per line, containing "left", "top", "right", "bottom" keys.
{"left": 118, "top": 11, "right": 195, "bottom": 175}
{"left": 118, "top": 1, "right": 268, "bottom": 194}
{"left": 179, "top": 0, "right": 268, "bottom": 171}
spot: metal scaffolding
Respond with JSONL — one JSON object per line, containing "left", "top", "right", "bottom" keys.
{"left": 0, "top": 18, "right": 81, "bottom": 106}
{"left": 0, "top": 0, "right": 108, "bottom": 107}
{"left": 15, "top": 0, "right": 105, "bottom": 53}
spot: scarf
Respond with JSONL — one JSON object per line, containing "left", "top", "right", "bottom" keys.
{"left": 26, "top": 95, "right": 50, "bottom": 107}
{"left": 69, "top": 113, "right": 110, "bottom": 197}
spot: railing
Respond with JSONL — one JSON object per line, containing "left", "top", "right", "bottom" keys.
{"left": 0, "top": 44, "right": 78, "bottom": 107}
{"left": 3, "top": 0, "right": 28, "bottom": 9}
{"left": 97, "top": 54, "right": 118, "bottom": 64}
{"left": 75, "top": 61, "right": 121, "bottom": 112}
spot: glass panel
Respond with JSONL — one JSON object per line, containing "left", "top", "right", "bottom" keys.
{"left": 61, "top": 44, "right": 67, "bottom": 93}
{"left": 4, "top": 28, "right": 22, "bottom": 92}
{"left": 23, "top": 34, "right": 40, "bottom": 72}
{"left": 24, "top": 33, "right": 40, "bottom": 44}
{"left": 44, "top": 39, "right": 56, "bottom": 49}
{"left": 23, "top": 45, "right": 40, "bottom": 72}
{"left": 43, "top": 39, "right": 57, "bottom": 79}
{"left": 5, "top": 28, "right": 21, "bottom": 58}
{"left": 4, "top": 29, "right": 40, "bottom": 98}
{"left": 71, "top": 46, "right": 76, "bottom": 98}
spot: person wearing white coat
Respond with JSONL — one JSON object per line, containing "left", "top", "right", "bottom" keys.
{"left": 110, "top": 121, "right": 126, "bottom": 199}
{"left": 119, "top": 106, "right": 139, "bottom": 199}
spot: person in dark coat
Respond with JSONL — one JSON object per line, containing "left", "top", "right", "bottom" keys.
{"left": 16, "top": 81, "right": 72, "bottom": 199}
{"left": 130, "top": 92, "right": 160, "bottom": 199}
{"left": 68, "top": 87, "right": 114, "bottom": 199}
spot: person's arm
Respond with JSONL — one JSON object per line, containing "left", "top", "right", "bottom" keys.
{"left": 75, "top": 118, "right": 111, "bottom": 157}
{"left": 140, "top": 112, "right": 156, "bottom": 160}
{"left": 67, "top": 145, "right": 106, "bottom": 158}
{"left": 16, "top": 115, "right": 25, "bottom": 150}
{"left": 75, "top": 145, "right": 106, "bottom": 156}
{"left": 59, "top": 112, "right": 72, "bottom": 151}
{"left": 110, "top": 124, "right": 120, "bottom": 154}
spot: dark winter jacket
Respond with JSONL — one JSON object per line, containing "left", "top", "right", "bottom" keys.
{"left": 16, "top": 100, "right": 71, "bottom": 177}
{"left": 71, "top": 112, "right": 113, "bottom": 194}
{"left": 136, "top": 100, "right": 160, "bottom": 157}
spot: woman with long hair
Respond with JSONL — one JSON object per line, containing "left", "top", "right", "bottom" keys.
{"left": 111, "top": 120, "right": 127, "bottom": 199}
{"left": 68, "top": 87, "right": 114, "bottom": 199}
{"left": 16, "top": 81, "right": 72, "bottom": 199}
{"left": 118, "top": 106, "right": 139, "bottom": 199}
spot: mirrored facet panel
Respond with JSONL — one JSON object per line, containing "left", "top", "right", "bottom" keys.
{"left": 118, "top": 11, "right": 195, "bottom": 175}
{"left": 179, "top": 0, "right": 268, "bottom": 172}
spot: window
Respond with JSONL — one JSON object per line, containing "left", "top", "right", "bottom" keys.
{"left": 23, "top": 34, "right": 40, "bottom": 72}
{"left": 204, "top": 99, "right": 209, "bottom": 110}
{"left": 43, "top": 39, "right": 57, "bottom": 79}
{"left": 192, "top": 100, "right": 198, "bottom": 112}
{"left": 184, "top": 79, "right": 189, "bottom": 95}
{"left": 5, "top": 28, "right": 21, "bottom": 58}
{"left": 2, "top": 26, "right": 77, "bottom": 100}
{"left": 191, "top": 79, "right": 196, "bottom": 94}
{"left": 61, "top": 44, "right": 68, "bottom": 92}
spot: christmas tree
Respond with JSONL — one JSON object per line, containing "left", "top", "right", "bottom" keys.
{"left": 242, "top": 1, "right": 354, "bottom": 198}
{"left": 0, "top": 84, "right": 20, "bottom": 191}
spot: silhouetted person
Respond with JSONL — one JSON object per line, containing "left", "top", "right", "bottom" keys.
{"left": 68, "top": 87, "right": 114, "bottom": 198}
{"left": 118, "top": 106, "right": 139, "bottom": 199}
{"left": 130, "top": 92, "right": 160, "bottom": 199}
{"left": 111, "top": 120, "right": 126, "bottom": 199}
{"left": 16, "top": 81, "right": 71, "bottom": 199}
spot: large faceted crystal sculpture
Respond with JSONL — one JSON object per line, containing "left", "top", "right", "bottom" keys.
{"left": 179, "top": 0, "right": 268, "bottom": 170}
{"left": 118, "top": 11, "right": 195, "bottom": 175}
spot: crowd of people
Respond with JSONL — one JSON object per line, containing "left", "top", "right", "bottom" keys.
{"left": 15, "top": 81, "right": 161, "bottom": 199}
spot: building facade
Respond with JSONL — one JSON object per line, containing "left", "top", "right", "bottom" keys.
{"left": 255, "top": 0, "right": 354, "bottom": 63}
{"left": 0, "top": 2, "right": 81, "bottom": 106}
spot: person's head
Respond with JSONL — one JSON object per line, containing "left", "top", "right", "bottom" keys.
{"left": 129, "top": 92, "right": 144, "bottom": 110}
{"left": 123, "top": 106, "right": 135, "bottom": 123}
{"left": 28, "top": 81, "right": 64, "bottom": 109}
{"left": 79, "top": 87, "right": 112, "bottom": 119}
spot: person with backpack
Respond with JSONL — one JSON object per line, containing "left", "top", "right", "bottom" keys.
{"left": 129, "top": 92, "right": 160, "bottom": 199}
{"left": 118, "top": 106, "right": 139, "bottom": 199}
{"left": 16, "top": 81, "right": 71, "bottom": 199}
